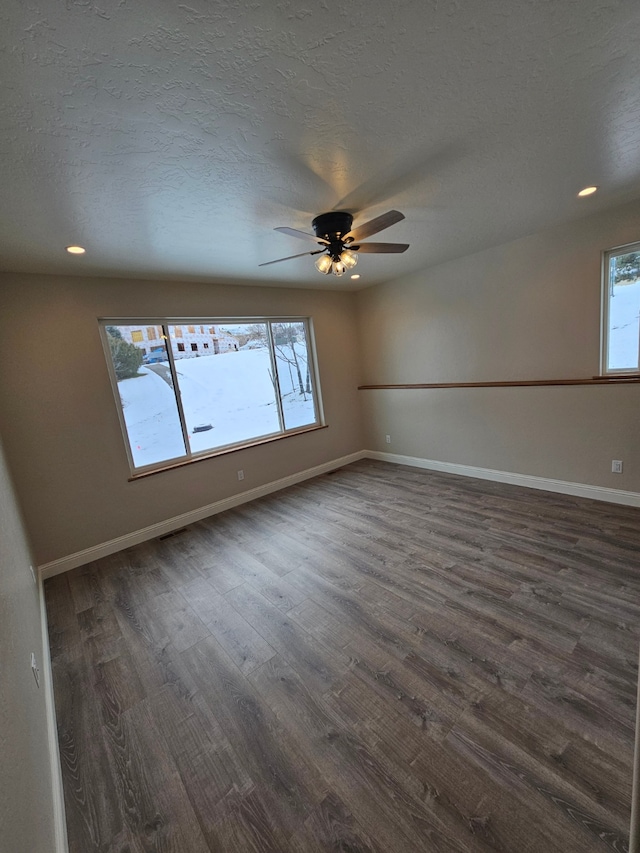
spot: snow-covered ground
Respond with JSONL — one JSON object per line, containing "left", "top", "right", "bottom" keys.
{"left": 608, "top": 279, "right": 640, "bottom": 370}
{"left": 116, "top": 366, "right": 185, "bottom": 468}
{"left": 117, "top": 347, "right": 316, "bottom": 469}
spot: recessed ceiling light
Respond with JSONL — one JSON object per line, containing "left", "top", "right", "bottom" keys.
{"left": 577, "top": 186, "right": 598, "bottom": 197}
{"left": 66, "top": 245, "right": 86, "bottom": 254}
{"left": 351, "top": 274, "right": 360, "bottom": 280}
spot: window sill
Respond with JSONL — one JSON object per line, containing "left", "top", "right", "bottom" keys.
{"left": 127, "top": 423, "right": 328, "bottom": 481}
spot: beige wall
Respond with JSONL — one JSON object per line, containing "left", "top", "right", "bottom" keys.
{"left": 0, "top": 434, "right": 58, "bottom": 852}
{"left": 0, "top": 274, "right": 363, "bottom": 565}
{"left": 357, "top": 199, "right": 640, "bottom": 493}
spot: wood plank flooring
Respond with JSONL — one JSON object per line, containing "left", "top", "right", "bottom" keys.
{"left": 45, "top": 460, "right": 640, "bottom": 852}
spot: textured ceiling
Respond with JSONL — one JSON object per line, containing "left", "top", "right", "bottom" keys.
{"left": 1, "top": 0, "right": 640, "bottom": 289}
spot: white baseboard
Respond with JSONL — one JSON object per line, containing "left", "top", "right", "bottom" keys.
{"left": 366, "top": 450, "right": 640, "bottom": 508}
{"left": 39, "top": 579, "right": 69, "bottom": 853}
{"left": 38, "top": 447, "right": 640, "bottom": 580}
{"left": 38, "top": 451, "right": 366, "bottom": 579}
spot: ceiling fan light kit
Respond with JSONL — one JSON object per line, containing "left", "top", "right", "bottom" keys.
{"left": 260, "top": 209, "right": 409, "bottom": 276}
{"left": 314, "top": 248, "right": 358, "bottom": 277}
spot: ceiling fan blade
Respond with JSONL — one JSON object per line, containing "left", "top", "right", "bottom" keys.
{"left": 344, "top": 210, "right": 405, "bottom": 242}
{"left": 274, "top": 226, "right": 329, "bottom": 245}
{"left": 259, "top": 249, "right": 324, "bottom": 267}
{"left": 355, "top": 242, "right": 409, "bottom": 254}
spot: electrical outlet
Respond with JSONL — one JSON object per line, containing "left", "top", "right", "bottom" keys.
{"left": 237, "top": 469, "right": 245, "bottom": 481}
{"left": 611, "top": 460, "right": 623, "bottom": 474}
{"left": 385, "top": 434, "right": 391, "bottom": 444}
{"left": 31, "top": 653, "right": 40, "bottom": 688}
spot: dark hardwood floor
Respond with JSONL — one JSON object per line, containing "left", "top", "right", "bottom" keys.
{"left": 45, "top": 460, "right": 640, "bottom": 852}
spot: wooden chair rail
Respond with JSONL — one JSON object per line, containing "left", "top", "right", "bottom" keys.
{"left": 358, "top": 375, "right": 640, "bottom": 390}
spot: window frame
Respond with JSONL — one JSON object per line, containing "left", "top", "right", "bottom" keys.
{"left": 99, "top": 316, "right": 325, "bottom": 478}
{"left": 601, "top": 240, "right": 640, "bottom": 376}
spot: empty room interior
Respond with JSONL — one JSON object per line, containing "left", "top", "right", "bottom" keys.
{"left": 2, "top": 2, "right": 640, "bottom": 851}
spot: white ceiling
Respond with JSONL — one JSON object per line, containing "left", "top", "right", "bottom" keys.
{"left": 2, "top": 0, "right": 640, "bottom": 290}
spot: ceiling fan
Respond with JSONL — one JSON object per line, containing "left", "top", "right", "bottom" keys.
{"left": 259, "top": 209, "right": 409, "bottom": 277}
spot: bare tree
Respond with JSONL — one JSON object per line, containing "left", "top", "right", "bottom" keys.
{"left": 273, "top": 323, "right": 307, "bottom": 399}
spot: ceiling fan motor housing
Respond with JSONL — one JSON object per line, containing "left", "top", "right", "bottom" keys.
{"left": 312, "top": 211, "right": 354, "bottom": 257}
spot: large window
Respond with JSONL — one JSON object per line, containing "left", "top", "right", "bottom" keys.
{"left": 100, "top": 319, "right": 322, "bottom": 474}
{"left": 602, "top": 241, "right": 640, "bottom": 374}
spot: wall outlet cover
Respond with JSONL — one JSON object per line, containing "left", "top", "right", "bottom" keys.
{"left": 31, "top": 653, "right": 40, "bottom": 687}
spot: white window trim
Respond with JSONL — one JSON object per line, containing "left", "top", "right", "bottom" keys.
{"left": 99, "top": 316, "right": 325, "bottom": 477}
{"left": 600, "top": 240, "right": 640, "bottom": 376}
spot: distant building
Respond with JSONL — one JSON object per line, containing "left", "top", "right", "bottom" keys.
{"left": 119, "top": 324, "right": 239, "bottom": 361}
